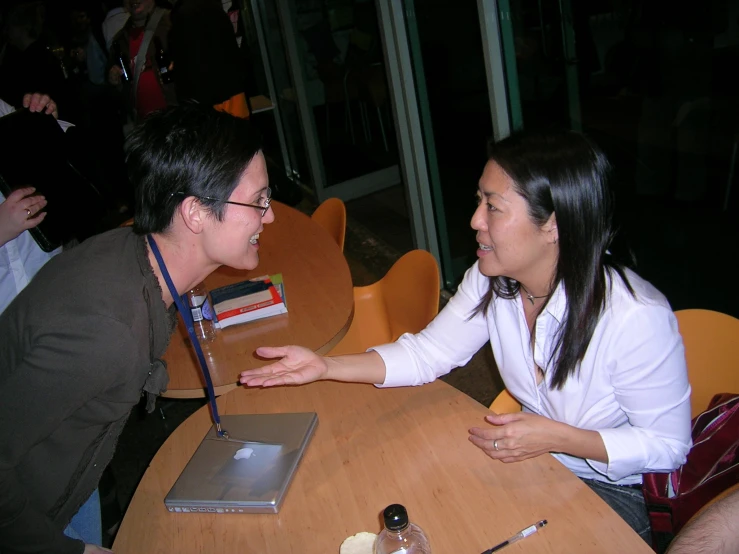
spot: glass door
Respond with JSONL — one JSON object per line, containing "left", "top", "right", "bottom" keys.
{"left": 380, "top": 0, "right": 512, "bottom": 288}
{"left": 497, "top": 0, "right": 739, "bottom": 316}
{"left": 251, "top": 0, "right": 405, "bottom": 203}
{"left": 496, "top": 0, "right": 582, "bottom": 133}
{"left": 246, "top": 0, "right": 316, "bottom": 185}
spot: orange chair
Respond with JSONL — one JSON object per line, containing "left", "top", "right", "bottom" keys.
{"left": 328, "top": 249, "right": 440, "bottom": 356}
{"left": 489, "top": 388, "right": 522, "bottom": 413}
{"left": 311, "top": 198, "right": 346, "bottom": 252}
{"left": 675, "top": 309, "right": 739, "bottom": 418}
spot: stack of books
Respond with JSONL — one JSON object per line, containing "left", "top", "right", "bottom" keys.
{"left": 211, "top": 274, "right": 287, "bottom": 329}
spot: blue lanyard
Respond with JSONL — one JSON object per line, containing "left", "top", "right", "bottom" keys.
{"left": 147, "top": 234, "right": 228, "bottom": 438}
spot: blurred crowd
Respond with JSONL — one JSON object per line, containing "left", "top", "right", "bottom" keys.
{"left": 0, "top": 0, "right": 253, "bottom": 218}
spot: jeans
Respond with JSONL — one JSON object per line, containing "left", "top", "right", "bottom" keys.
{"left": 63, "top": 488, "right": 102, "bottom": 545}
{"left": 582, "top": 478, "right": 651, "bottom": 543}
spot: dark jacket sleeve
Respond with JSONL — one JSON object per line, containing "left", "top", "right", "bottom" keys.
{"left": 0, "top": 316, "right": 133, "bottom": 554}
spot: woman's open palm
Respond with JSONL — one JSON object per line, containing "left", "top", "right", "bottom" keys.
{"left": 240, "top": 345, "right": 328, "bottom": 387}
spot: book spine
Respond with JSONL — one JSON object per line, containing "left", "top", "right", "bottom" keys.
{"left": 210, "top": 277, "right": 272, "bottom": 305}
{"left": 217, "top": 284, "right": 282, "bottom": 321}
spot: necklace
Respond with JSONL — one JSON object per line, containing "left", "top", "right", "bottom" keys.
{"left": 519, "top": 283, "right": 549, "bottom": 305}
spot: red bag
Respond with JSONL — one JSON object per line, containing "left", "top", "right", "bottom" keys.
{"left": 643, "top": 393, "right": 739, "bottom": 551}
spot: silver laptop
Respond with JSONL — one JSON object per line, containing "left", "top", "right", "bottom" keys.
{"left": 164, "top": 413, "right": 318, "bottom": 514}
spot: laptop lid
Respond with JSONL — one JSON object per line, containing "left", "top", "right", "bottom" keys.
{"left": 165, "top": 412, "right": 318, "bottom": 514}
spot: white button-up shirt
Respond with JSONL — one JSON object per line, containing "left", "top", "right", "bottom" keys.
{"left": 372, "top": 261, "right": 692, "bottom": 485}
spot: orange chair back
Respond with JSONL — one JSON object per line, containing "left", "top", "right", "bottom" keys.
{"left": 675, "top": 309, "right": 739, "bottom": 418}
{"left": 489, "top": 389, "right": 522, "bottom": 413}
{"left": 328, "top": 250, "right": 440, "bottom": 356}
{"left": 311, "top": 198, "right": 346, "bottom": 252}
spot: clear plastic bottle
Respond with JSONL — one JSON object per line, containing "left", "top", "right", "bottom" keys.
{"left": 186, "top": 283, "right": 216, "bottom": 343}
{"left": 374, "top": 504, "right": 431, "bottom": 554}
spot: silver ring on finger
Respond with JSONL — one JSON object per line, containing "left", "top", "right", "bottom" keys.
{"left": 26, "top": 208, "right": 32, "bottom": 217}
{"left": 494, "top": 439, "right": 499, "bottom": 451}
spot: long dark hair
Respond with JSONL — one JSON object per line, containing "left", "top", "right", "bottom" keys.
{"left": 474, "top": 130, "right": 634, "bottom": 389}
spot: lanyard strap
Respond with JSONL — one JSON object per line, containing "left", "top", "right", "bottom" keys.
{"left": 147, "top": 234, "right": 227, "bottom": 438}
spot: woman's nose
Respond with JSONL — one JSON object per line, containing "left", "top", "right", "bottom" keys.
{"left": 470, "top": 204, "right": 486, "bottom": 231}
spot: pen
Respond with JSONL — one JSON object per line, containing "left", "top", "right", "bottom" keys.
{"left": 481, "top": 520, "right": 548, "bottom": 554}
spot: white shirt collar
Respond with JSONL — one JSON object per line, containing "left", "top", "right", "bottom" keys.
{"left": 542, "top": 280, "right": 566, "bottom": 324}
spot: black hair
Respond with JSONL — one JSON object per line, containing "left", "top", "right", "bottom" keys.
{"left": 126, "top": 104, "right": 262, "bottom": 235}
{"left": 474, "top": 130, "right": 634, "bottom": 389}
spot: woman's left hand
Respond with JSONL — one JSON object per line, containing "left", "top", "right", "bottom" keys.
{"left": 468, "top": 411, "right": 565, "bottom": 463}
{"left": 22, "top": 93, "right": 58, "bottom": 119}
{"left": 0, "top": 187, "right": 48, "bottom": 247}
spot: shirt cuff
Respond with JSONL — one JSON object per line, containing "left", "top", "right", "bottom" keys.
{"left": 590, "top": 427, "right": 649, "bottom": 482}
{"left": 369, "top": 341, "right": 420, "bottom": 388}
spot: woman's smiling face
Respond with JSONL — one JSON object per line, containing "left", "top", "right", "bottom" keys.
{"left": 200, "top": 152, "right": 274, "bottom": 271}
{"left": 471, "top": 161, "right": 557, "bottom": 283}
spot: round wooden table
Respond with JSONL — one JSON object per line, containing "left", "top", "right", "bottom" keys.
{"left": 162, "top": 201, "right": 353, "bottom": 398}
{"left": 113, "top": 380, "right": 654, "bottom": 553}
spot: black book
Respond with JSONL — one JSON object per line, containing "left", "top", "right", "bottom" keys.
{"left": 0, "top": 109, "right": 105, "bottom": 251}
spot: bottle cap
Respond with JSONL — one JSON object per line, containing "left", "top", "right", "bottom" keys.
{"left": 382, "top": 504, "right": 409, "bottom": 531}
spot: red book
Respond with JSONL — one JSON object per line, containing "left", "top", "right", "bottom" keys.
{"left": 211, "top": 274, "right": 287, "bottom": 329}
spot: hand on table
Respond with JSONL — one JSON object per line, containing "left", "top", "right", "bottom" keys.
{"left": 0, "top": 187, "right": 47, "bottom": 246}
{"left": 240, "top": 345, "right": 328, "bottom": 387}
{"left": 22, "top": 93, "right": 58, "bottom": 119}
{"left": 468, "top": 411, "right": 565, "bottom": 463}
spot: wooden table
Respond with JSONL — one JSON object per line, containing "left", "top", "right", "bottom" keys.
{"left": 114, "top": 380, "right": 654, "bottom": 553}
{"left": 162, "top": 202, "right": 353, "bottom": 398}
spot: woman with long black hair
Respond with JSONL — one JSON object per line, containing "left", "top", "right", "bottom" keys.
{"left": 240, "top": 130, "right": 692, "bottom": 542}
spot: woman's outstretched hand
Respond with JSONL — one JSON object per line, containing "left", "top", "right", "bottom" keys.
{"left": 240, "top": 345, "right": 328, "bottom": 387}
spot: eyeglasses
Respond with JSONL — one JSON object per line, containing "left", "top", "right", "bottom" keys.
{"left": 173, "top": 187, "right": 272, "bottom": 216}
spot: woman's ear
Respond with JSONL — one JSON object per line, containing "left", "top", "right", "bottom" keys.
{"left": 543, "top": 213, "right": 558, "bottom": 244}
{"left": 178, "top": 196, "right": 206, "bottom": 234}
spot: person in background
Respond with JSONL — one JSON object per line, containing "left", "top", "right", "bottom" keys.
{"left": 107, "top": 0, "right": 175, "bottom": 122}
{"left": 169, "top": 0, "right": 249, "bottom": 118}
{"left": 0, "top": 92, "right": 62, "bottom": 315}
{"left": 0, "top": 104, "right": 273, "bottom": 554}
{"left": 101, "top": 0, "right": 129, "bottom": 51}
{"left": 241, "top": 130, "right": 692, "bottom": 543}
{"left": 666, "top": 488, "right": 739, "bottom": 554}
{"left": 66, "top": 2, "right": 108, "bottom": 87}
{"left": 64, "top": 0, "right": 132, "bottom": 215}
{"left": 0, "top": 1, "right": 68, "bottom": 116}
